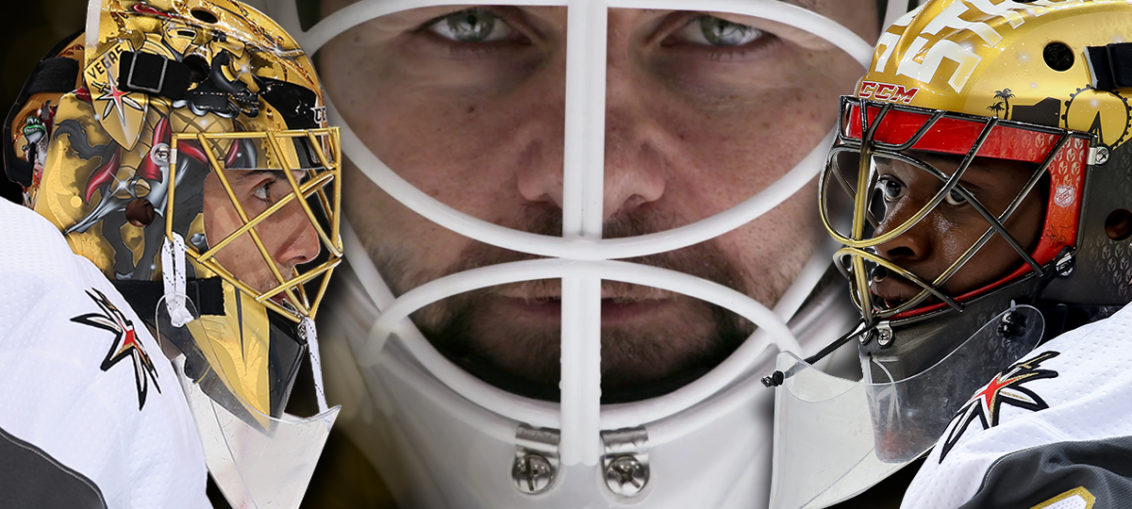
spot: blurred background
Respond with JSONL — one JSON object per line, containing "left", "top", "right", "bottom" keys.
{"left": 1, "top": 0, "right": 86, "bottom": 203}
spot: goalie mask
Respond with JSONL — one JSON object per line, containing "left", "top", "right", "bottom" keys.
{"left": 3, "top": 0, "right": 343, "bottom": 507}
{"left": 257, "top": 0, "right": 920, "bottom": 507}
{"left": 772, "top": 0, "right": 1132, "bottom": 506}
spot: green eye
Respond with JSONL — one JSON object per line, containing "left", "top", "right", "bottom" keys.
{"left": 429, "top": 9, "right": 511, "bottom": 43}
{"left": 697, "top": 16, "right": 763, "bottom": 47}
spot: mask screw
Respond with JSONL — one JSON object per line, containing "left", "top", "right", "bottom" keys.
{"left": 601, "top": 427, "right": 650, "bottom": 497}
{"left": 1055, "top": 251, "right": 1075, "bottom": 277}
{"left": 512, "top": 425, "right": 559, "bottom": 495}
{"left": 997, "top": 311, "right": 1026, "bottom": 340}
{"left": 512, "top": 453, "right": 554, "bottom": 495}
{"left": 189, "top": 232, "right": 208, "bottom": 250}
{"left": 604, "top": 455, "right": 648, "bottom": 496}
{"left": 1090, "top": 145, "right": 1110, "bottom": 165}
{"left": 875, "top": 322, "right": 894, "bottom": 347}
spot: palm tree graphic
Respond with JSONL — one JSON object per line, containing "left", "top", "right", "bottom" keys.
{"left": 994, "top": 88, "right": 1015, "bottom": 117}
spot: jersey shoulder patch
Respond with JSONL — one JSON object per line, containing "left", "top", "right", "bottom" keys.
{"left": 938, "top": 351, "right": 1060, "bottom": 462}
{"left": 70, "top": 287, "right": 161, "bottom": 410}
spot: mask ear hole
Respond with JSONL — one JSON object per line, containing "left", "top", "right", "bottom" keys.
{"left": 191, "top": 9, "right": 219, "bottom": 24}
{"left": 1105, "top": 209, "right": 1132, "bottom": 240}
{"left": 1044, "top": 42, "right": 1074, "bottom": 71}
{"left": 126, "top": 198, "right": 156, "bottom": 227}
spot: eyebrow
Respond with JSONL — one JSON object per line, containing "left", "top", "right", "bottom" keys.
{"left": 783, "top": 0, "right": 819, "bottom": 8}
{"left": 225, "top": 169, "right": 283, "bottom": 179}
{"left": 224, "top": 168, "right": 309, "bottom": 183}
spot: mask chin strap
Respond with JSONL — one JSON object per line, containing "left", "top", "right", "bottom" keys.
{"left": 161, "top": 232, "right": 194, "bottom": 327}
{"left": 299, "top": 317, "right": 330, "bottom": 413}
{"left": 762, "top": 322, "right": 872, "bottom": 387}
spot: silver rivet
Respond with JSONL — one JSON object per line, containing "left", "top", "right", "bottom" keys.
{"left": 1094, "top": 146, "right": 1110, "bottom": 165}
{"left": 604, "top": 455, "right": 648, "bottom": 496}
{"left": 1055, "top": 252, "right": 1074, "bottom": 277}
{"left": 512, "top": 453, "right": 554, "bottom": 494}
{"left": 876, "top": 326, "right": 894, "bottom": 347}
{"left": 189, "top": 232, "right": 208, "bottom": 250}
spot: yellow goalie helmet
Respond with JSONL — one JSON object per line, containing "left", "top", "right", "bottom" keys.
{"left": 825, "top": 0, "right": 1132, "bottom": 325}
{"left": 816, "top": 0, "right": 1132, "bottom": 386}
{"left": 773, "top": 1, "right": 1132, "bottom": 507}
{"left": 3, "top": 0, "right": 343, "bottom": 507}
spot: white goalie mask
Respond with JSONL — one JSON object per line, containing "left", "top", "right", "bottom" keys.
{"left": 254, "top": 0, "right": 917, "bottom": 507}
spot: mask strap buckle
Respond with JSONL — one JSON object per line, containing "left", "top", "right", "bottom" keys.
{"left": 161, "top": 232, "right": 194, "bottom": 327}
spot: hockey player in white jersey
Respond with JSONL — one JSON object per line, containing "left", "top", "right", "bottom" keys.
{"left": 0, "top": 0, "right": 343, "bottom": 507}
{"left": 770, "top": 0, "right": 1132, "bottom": 507}
{"left": 251, "top": 0, "right": 921, "bottom": 507}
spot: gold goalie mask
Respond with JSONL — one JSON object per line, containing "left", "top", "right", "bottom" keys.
{"left": 3, "top": 0, "right": 343, "bottom": 507}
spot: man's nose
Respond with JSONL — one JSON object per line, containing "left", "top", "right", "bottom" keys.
{"left": 873, "top": 202, "right": 932, "bottom": 263}
{"left": 272, "top": 197, "right": 321, "bottom": 270}
{"left": 601, "top": 45, "right": 668, "bottom": 220}
{"left": 515, "top": 46, "right": 667, "bottom": 221}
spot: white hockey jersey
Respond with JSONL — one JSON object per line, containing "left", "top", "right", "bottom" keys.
{"left": 902, "top": 303, "right": 1132, "bottom": 508}
{"left": 0, "top": 199, "right": 210, "bottom": 508}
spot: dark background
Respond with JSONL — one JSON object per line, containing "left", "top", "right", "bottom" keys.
{"left": 1, "top": 0, "right": 87, "bottom": 202}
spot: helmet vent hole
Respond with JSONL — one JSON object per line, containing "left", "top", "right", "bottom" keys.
{"left": 182, "top": 55, "right": 209, "bottom": 83}
{"left": 1012, "top": 0, "right": 1038, "bottom": 3}
{"left": 1043, "top": 42, "right": 1074, "bottom": 71}
{"left": 125, "top": 198, "right": 156, "bottom": 227}
{"left": 1105, "top": 209, "right": 1132, "bottom": 240}
{"left": 191, "top": 9, "right": 219, "bottom": 24}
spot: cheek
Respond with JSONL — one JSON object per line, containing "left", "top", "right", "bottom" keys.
{"left": 714, "top": 183, "right": 822, "bottom": 295}
{"left": 336, "top": 71, "right": 557, "bottom": 224}
{"left": 341, "top": 164, "right": 480, "bottom": 289}
{"left": 657, "top": 88, "right": 834, "bottom": 225}
{"left": 202, "top": 175, "right": 237, "bottom": 246}
{"left": 655, "top": 53, "right": 855, "bottom": 219}
{"left": 200, "top": 177, "right": 259, "bottom": 279}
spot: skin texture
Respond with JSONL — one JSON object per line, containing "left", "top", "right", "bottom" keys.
{"left": 318, "top": 2, "right": 878, "bottom": 400}
{"left": 201, "top": 166, "right": 320, "bottom": 295}
{"left": 867, "top": 152, "right": 1045, "bottom": 306}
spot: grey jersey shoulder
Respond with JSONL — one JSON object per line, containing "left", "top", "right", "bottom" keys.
{"left": 959, "top": 435, "right": 1132, "bottom": 508}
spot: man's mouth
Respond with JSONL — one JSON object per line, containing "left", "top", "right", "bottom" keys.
{"left": 866, "top": 263, "right": 923, "bottom": 310}
{"left": 495, "top": 282, "right": 677, "bottom": 323}
{"left": 869, "top": 278, "right": 922, "bottom": 309}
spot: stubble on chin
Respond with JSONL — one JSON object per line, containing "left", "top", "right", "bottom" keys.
{"left": 364, "top": 204, "right": 807, "bottom": 400}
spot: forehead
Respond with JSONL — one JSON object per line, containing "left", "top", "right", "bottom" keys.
{"left": 881, "top": 152, "right": 1035, "bottom": 182}
{"left": 315, "top": 0, "right": 866, "bottom": 20}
